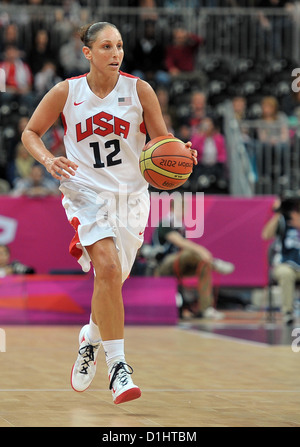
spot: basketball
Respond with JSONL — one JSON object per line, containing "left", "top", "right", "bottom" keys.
{"left": 139, "top": 136, "right": 194, "bottom": 190}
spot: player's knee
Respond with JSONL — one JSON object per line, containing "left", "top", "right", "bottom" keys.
{"left": 94, "top": 259, "right": 122, "bottom": 283}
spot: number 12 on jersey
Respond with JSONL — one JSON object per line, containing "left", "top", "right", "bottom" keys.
{"left": 90, "top": 139, "right": 122, "bottom": 168}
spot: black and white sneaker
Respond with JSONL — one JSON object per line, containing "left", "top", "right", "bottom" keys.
{"left": 71, "top": 325, "right": 101, "bottom": 392}
{"left": 108, "top": 361, "right": 141, "bottom": 404}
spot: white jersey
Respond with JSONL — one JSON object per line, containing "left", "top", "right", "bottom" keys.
{"left": 60, "top": 71, "right": 148, "bottom": 195}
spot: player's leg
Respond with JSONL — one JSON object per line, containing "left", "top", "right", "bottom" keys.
{"left": 86, "top": 237, "right": 124, "bottom": 341}
{"left": 71, "top": 237, "right": 123, "bottom": 392}
{"left": 86, "top": 237, "right": 141, "bottom": 404}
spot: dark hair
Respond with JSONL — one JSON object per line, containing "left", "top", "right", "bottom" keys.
{"left": 276, "top": 197, "right": 300, "bottom": 218}
{"left": 79, "top": 22, "right": 119, "bottom": 48}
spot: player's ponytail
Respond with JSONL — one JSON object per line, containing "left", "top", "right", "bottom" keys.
{"left": 79, "top": 22, "right": 118, "bottom": 48}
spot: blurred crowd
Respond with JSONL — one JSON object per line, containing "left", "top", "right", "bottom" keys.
{"left": 0, "top": 0, "right": 293, "bottom": 6}
{"left": 0, "top": 0, "right": 299, "bottom": 196}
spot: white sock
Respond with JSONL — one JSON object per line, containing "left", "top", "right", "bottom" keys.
{"left": 102, "top": 339, "right": 125, "bottom": 370}
{"left": 87, "top": 314, "right": 101, "bottom": 343}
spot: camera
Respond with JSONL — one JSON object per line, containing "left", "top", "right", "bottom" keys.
{"left": 12, "top": 261, "right": 35, "bottom": 274}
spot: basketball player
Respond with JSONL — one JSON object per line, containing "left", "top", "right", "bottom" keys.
{"left": 21, "top": 22, "right": 197, "bottom": 404}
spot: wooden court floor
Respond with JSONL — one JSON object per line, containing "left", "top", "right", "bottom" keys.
{"left": 0, "top": 321, "right": 300, "bottom": 428}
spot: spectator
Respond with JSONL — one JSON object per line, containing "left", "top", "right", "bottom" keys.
{"left": 0, "top": 45, "right": 34, "bottom": 111}
{"left": 232, "top": 95, "right": 248, "bottom": 122}
{"left": 181, "top": 90, "right": 209, "bottom": 135}
{"left": 0, "top": 23, "right": 24, "bottom": 57}
{"left": 262, "top": 196, "right": 300, "bottom": 325}
{"left": 257, "top": 96, "right": 289, "bottom": 145}
{"left": 52, "top": 8, "right": 74, "bottom": 49}
{"left": 150, "top": 198, "right": 235, "bottom": 319}
{"left": 11, "top": 164, "right": 59, "bottom": 197}
{"left": 281, "top": 89, "right": 300, "bottom": 170}
{"left": 232, "top": 96, "right": 258, "bottom": 182}
{"left": 190, "top": 116, "right": 228, "bottom": 193}
{"left": 28, "top": 29, "right": 56, "bottom": 75}
{"left": 257, "top": 0, "right": 293, "bottom": 59}
{"left": 232, "top": 95, "right": 252, "bottom": 140}
{"left": 34, "top": 61, "right": 62, "bottom": 100}
{"left": 5, "top": 116, "right": 30, "bottom": 187}
{"left": 9, "top": 142, "right": 35, "bottom": 187}
{"left": 59, "top": 28, "right": 90, "bottom": 77}
{"left": 281, "top": 89, "right": 300, "bottom": 122}
{"left": 165, "top": 27, "right": 207, "bottom": 89}
{"left": 165, "top": 27, "right": 202, "bottom": 75}
{"left": 256, "top": 96, "right": 289, "bottom": 184}
{"left": 130, "top": 19, "right": 170, "bottom": 88}
{"left": 0, "top": 244, "right": 35, "bottom": 277}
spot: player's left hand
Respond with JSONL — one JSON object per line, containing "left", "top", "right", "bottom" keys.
{"left": 167, "top": 133, "right": 197, "bottom": 165}
{"left": 185, "top": 140, "right": 198, "bottom": 165}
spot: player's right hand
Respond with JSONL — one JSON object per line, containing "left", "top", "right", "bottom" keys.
{"left": 44, "top": 156, "right": 78, "bottom": 180}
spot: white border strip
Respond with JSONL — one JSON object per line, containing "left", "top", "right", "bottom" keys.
{"left": 177, "top": 326, "right": 270, "bottom": 347}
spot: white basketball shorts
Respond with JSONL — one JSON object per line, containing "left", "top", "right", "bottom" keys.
{"left": 60, "top": 183, "right": 150, "bottom": 282}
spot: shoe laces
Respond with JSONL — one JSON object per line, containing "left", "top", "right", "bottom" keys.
{"left": 78, "top": 343, "right": 99, "bottom": 375}
{"left": 109, "top": 362, "right": 133, "bottom": 390}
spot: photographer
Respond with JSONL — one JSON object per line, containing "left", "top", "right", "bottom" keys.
{"left": 0, "top": 245, "right": 35, "bottom": 277}
{"left": 262, "top": 196, "right": 300, "bottom": 325}
{"left": 148, "top": 200, "right": 234, "bottom": 320}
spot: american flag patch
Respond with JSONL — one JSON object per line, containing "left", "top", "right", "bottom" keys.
{"left": 118, "top": 97, "right": 132, "bottom": 106}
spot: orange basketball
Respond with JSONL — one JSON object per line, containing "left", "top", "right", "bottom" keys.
{"left": 139, "top": 136, "right": 193, "bottom": 190}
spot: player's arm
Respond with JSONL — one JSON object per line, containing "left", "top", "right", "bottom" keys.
{"left": 137, "top": 79, "right": 197, "bottom": 164}
{"left": 21, "top": 80, "right": 78, "bottom": 180}
{"left": 137, "top": 79, "right": 168, "bottom": 139}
